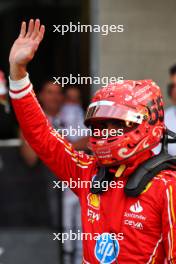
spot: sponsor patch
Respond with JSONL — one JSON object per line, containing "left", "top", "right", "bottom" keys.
{"left": 95, "top": 233, "right": 119, "bottom": 264}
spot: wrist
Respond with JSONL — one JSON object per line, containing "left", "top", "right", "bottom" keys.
{"left": 9, "top": 73, "right": 30, "bottom": 89}
{"left": 9, "top": 72, "right": 33, "bottom": 99}
{"left": 10, "top": 63, "right": 27, "bottom": 80}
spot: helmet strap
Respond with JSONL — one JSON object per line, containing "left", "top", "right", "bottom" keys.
{"left": 115, "top": 164, "right": 126, "bottom": 177}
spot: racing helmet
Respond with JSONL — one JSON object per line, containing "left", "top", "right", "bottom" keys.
{"left": 85, "top": 80, "right": 165, "bottom": 166}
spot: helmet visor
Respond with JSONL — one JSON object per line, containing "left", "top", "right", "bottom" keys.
{"left": 85, "top": 100, "right": 144, "bottom": 126}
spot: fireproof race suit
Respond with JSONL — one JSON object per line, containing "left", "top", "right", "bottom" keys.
{"left": 9, "top": 76, "right": 176, "bottom": 264}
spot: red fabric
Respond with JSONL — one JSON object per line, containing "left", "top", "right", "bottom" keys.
{"left": 11, "top": 90, "right": 176, "bottom": 263}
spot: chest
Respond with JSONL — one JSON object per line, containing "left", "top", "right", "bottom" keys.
{"left": 80, "top": 184, "right": 161, "bottom": 237}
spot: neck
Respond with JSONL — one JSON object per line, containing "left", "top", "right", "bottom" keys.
{"left": 109, "top": 150, "right": 152, "bottom": 178}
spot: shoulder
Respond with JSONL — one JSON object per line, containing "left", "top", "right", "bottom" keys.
{"left": 148, "top": 170, "right": 176, "bottom": 211}
{"left": 153, "top": 169, "right": 176, "bottom": 189}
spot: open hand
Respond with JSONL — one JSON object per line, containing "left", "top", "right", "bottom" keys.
{"left": 9, "top": 19, "right": 45, "bottom": 80}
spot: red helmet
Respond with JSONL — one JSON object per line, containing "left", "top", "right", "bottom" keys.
{"left": 85, "top": 80, "right": 165, "bottom": 166}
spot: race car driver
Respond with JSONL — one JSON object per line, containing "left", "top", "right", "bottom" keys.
{"left": 9, "top": 19, "right": 176, "bottom": 263}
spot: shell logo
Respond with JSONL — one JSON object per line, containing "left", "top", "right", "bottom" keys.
{"left": 87, "top": 193, "right": 100, "bottom": 210}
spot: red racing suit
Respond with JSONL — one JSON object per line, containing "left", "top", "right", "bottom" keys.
{"left": 9, "top": 77, "right": 176, "bottom": 263}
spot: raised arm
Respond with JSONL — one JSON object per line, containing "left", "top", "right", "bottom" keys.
{"left": 9, "top": 19, "right": 96, "bottom": 195}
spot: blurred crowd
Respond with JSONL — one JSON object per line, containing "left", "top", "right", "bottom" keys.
{"left": 166, "top": 65, "right": 176, "bottom": 154}
{"left": 0, "top": 66, "right": 176, "bottom": 263}
{"left": 154, "top": 65, "right": 176, "bottom": 155}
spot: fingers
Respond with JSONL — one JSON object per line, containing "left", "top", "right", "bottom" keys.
{"left": 31, "top": 19, "right": 40, "bottom": 40}
{"left": 26, "top": 19, "right": 34, "bottom": 38}
{"left": 36, "top": 25, "right": 45, "bottom": 44}
{"left": 33, "top": 25, "right": 45, "bottom": 52}
{"left": 19, "top": 18, "right": 45, "bottom": 43}
{"left": 19, "top": 21, "right": 26, "bottom": 38}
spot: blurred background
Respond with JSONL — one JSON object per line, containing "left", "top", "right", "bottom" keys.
{"left": 0, "top": 0, "right": 176, "bottom": 263}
